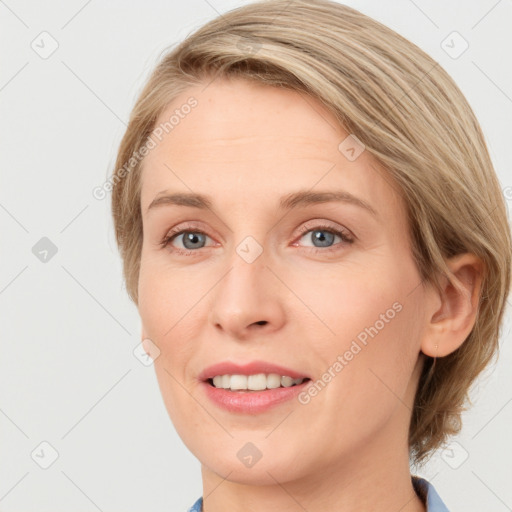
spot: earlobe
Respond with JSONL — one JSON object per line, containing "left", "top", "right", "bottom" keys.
{"left": 421, "top": 253, "right": 485, "bottom": 358}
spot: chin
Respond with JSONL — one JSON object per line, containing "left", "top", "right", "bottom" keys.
{"left": 202, "top": 456, "right": 303, "bottom": 486}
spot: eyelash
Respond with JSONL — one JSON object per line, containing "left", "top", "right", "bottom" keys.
{"left": 159, "top": 221, "right": 354, "bottom": 256}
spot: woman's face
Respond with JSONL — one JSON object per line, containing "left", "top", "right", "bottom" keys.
{"left": 138, "top": 77, "right": 428, "bottom": 485}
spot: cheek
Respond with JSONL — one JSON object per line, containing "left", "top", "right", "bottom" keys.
{"left": 138, "top": 258, "right": 203, "bottom": 438}
{"left": 137, "top": 260, "right": 200, "bottom": 419}
{"left": 138, "top": 251, "right": 199, "bottom": 339}
{"left": 295, "top": 307, "right": 420, "bottom": 463}
{"left": 293, "top": 262, "right": 405, "bottom": 341}
{"left": 297, "top": 262, "right": 422, "bottom": 410}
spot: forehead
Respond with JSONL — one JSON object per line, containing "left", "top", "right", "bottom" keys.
{"left": 151, "top": 78, "right": 343, "bottom": 157}
{"left": 139, "top": 78, "right": 403, "bottom": 219}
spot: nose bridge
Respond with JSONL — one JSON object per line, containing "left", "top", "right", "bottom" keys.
{"left": 208, "top": 235, "right": 286, "bottom": 336}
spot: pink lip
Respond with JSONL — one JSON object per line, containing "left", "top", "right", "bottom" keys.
{"left": 198, "top": 360, "right": 312, "bottom": 414}
{"left": 201, "top": 380, "right": 311, "bottom": 414}
{"left": 198, "top": 360, "right": 310, "bottom": 381}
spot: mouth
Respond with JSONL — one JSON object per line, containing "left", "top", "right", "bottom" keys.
{"left": 201, "top": 374, "right": 312, "bottom": 413}
{"left": 205, "top": 374, "right": 312, "bottom": 392}
{"left": 198, "top": 361, "right": 312, "bottom": 413}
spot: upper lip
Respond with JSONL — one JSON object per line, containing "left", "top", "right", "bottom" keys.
{"left": 198, "top": 360, "right": 311, "bottom": 381}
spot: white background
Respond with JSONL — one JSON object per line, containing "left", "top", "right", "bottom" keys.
{"left": 1, "top": 0, "right": 511, "bottom": 510}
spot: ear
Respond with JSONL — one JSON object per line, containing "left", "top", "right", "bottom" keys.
{"left": 421, "top": 253, "right": 485, "bottom": 357}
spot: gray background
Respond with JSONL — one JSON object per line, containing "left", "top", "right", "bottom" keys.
{"left": 1, "top": 0, "right": 511, "bottom": 510}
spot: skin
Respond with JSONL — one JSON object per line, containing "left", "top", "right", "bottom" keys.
{"left": 137, "top": 77, "right": 483, "bottom": 511}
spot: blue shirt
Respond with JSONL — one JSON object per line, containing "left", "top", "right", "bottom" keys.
{"left": 187, "top": 476, "right": 449, "bottom": 511}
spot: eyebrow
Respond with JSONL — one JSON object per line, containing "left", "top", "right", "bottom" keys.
{"left": 146, "top": 189, "right": 377, "bottom": 216}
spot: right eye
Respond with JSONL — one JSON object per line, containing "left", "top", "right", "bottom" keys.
{"left": 160, "top": 229, "right": 214, "bottom": 253}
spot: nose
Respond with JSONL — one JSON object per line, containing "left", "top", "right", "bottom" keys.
{"left": 208, "top": 250, "right": 287, "bottom": 340}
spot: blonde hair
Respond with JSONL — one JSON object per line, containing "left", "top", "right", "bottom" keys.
{"left": 111, "top": 0, "right": 512, "bottom": 464}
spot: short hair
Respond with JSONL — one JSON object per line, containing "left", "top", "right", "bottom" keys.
{"left": 110, "top": 0, "right": 511, "bottom": 465}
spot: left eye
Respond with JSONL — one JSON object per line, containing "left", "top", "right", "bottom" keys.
{"left": 295, "top": 226, "right": 353, "bottom": 250}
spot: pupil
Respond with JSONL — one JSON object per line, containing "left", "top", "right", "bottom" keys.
{"left": 184, "top": 232, "right": 204, "bottom": 249}
{"left": 313, "top": 230, "right": 333, "bottom": 247}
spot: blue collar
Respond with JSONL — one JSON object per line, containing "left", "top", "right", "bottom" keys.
{"left": 188, "top": 476, "right": 449, "bottom": 511}
{"left": 412, "top": 476, "right": 450, "bottom": 511}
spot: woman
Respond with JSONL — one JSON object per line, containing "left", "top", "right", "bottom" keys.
{"left": 110, "top": 1, "right": 511, "bottom": 510}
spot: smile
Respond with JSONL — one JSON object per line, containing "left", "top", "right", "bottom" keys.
{"left": 209, "top": 373, "right": 308, "bottom": 391}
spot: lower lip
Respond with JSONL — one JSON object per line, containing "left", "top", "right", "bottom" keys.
{"left": 201, "top": 380, "right": 311, "bottom": 414}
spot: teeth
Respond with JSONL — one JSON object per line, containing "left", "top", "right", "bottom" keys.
{"left": 281, "top": 376, "right": 294, "bottom": 387}
{"left": 248, "top": 374, "right": 267, "bottom": 391}
{"left": 267, "top": 374, "right": 281, "bottom": 389}
{"left": 210, "top": 373, "right": 306, "bottom": 391}
{"left": 230, "top": 375, "right": 247, "bottom": 390}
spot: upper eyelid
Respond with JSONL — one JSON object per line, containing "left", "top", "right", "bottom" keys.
{"left": 166, "top": 220, "right": 349, "bottom": 238}
{"left": 296, "top": 220, "right": 353, "bottom": 235}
